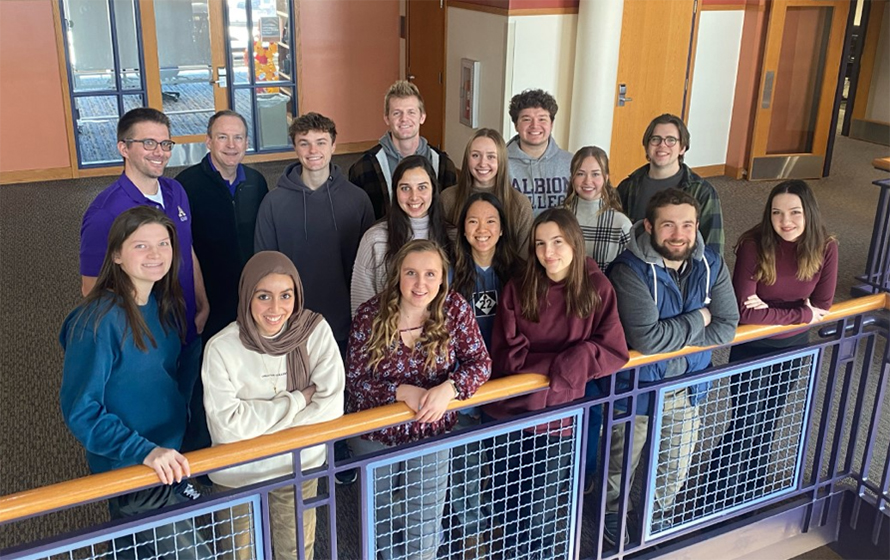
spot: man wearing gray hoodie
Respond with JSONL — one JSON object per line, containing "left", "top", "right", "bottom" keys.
{"left": 348, "top": 80, "right": 457, "bottom": 219}
{"left": 602, "top": 188, "right": 738, "bottom": 546}
{"left": 507, "top": 89, "right": 573, "bottom": 215}
{"left": 254, "top": 112, "right": 374, "bottom": 356}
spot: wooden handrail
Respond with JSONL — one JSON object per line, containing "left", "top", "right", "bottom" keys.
{"left": 624, "top": 292, "right": 889, "bottom": 367}
{"left": 1, "top": 293, "right": 887, "bottom": 524}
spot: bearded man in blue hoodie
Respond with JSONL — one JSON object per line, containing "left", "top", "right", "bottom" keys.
{"left": 507, "top": 89, "right": 573, "bottom": 215}
{"left": 602, "top": 188, "right": 738, "bottom": 546}
{"left": 254, "top": 112, "right": 374, "bottom": 357}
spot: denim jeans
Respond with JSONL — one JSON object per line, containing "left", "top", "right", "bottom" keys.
{"left": 351, "top": 437, "right": 449, "bottom": 560}
{"left": 449, "top": 409, "right": 488, "bottom": 535}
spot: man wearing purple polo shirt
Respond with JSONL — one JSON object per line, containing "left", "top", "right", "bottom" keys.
{"left": 80, "top": 107, "right": 211, "bottom": 451}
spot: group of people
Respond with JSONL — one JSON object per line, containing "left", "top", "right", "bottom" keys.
{"left": 59, "top": 80, "right": 837, "bottom": 559}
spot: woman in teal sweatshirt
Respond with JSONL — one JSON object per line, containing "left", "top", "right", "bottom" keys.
{"left": 60, "top": 206, "right": 208, "bottom": 559}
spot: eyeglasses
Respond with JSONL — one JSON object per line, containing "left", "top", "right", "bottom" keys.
{"left": 648, "top": 135, "right": 680, "bottom": 147}
{"left": 125, "top": 138, "right": 176, "bottom": 152}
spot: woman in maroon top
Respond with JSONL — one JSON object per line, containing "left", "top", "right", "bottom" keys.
{"left": 710, "top": 179, "right": 837, "bottom": 506}
{"left": 346, "top": 239, "right": 490, "bottom": 560}
{"left": 482, "top": 208, "right": 628, "bottom": 558}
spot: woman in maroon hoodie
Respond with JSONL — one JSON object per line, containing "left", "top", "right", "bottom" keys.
{"left": 709, "top": 179, "right": 837, "bottom": 506}
{"left": 483, "top": 208, "right": 629, "bottom": 558}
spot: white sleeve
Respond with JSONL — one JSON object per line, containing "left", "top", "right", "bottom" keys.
{"left": 294, "top": 320, "right": 345, "bottom": 426}
{"left": 351, "top": 227, "right": 386, "bottom": 316}
{"left": 202, "top": 334, "right": 308, "bottom": 445}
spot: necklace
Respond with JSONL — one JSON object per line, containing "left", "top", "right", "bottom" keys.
{"left": 259, "top": 353, "right": 282, "bottom": 393}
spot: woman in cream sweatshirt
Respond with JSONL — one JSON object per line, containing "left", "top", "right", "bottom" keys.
{"left": 203, "top": 251, "right": 345, "bottom": 560}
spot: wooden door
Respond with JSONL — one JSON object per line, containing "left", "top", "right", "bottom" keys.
{"left": 609, "top": 0, "right": 697, "bottom": 181}
{"left": 748, "top": 0, "right": 851, "bottom": 179}
{"left": 406, "top": 0, "right": 446, "bottom": 149}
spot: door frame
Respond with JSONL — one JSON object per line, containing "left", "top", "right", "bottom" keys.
{"left": 54, "top": 0, "right": 304, "bottom": 176}
{"left": 405, "top": 0, "right": 447, "bottom": 149}
{"left": 747, "top": 0, "right": 851, "bottom": 180}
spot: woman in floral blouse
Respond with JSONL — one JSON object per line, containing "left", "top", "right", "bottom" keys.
{"left": 346, "top": 239, "right": 491, "bottom": 560}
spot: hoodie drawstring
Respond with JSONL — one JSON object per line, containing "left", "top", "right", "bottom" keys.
{"left": 326, "top": 181, "right": 339, "bottom": 232}
{"left": 702, "top": 257, "right": 712, "bottom": 305}
{"left": 649, "top": 262, "right": 658, "bottom": 307}
{"left": 302, "top": 190, "right": 308, "bottom": 240}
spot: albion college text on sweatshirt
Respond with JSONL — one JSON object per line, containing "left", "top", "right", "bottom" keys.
{"left": 507, "top": 135, "right": 573, "bottom": 215}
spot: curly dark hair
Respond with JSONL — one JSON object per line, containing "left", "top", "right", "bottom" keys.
{"left": 509, "top": 89, "right": 559, "bottom": 124}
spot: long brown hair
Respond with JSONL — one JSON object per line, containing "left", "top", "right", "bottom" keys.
{"left": 450, "top": 129, "right": 529, "bottom": 248}
{"left": 385, "top": 155, "right": 450, "bottom": 265}
{"left": 77, "top": 206, "right": 186, "bottom": 351}
{"left": 450, "top": 129, "right": 508, "bottom": 222}
{"left": 736, "top": 179, "right": 833, "bottom": 285}
{"left": 452, "top": 192, "right": 521, "bottom": 302}
{"left": 366, "top": 240, "right": 452, "bottom": 373}
{"left": 564, "top": 146, "right": 623, "bottom": 214}
{"left": 519, "top": 209, "right": 599, "bottom": 322}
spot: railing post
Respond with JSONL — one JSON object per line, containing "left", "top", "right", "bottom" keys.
{"left": 853, "top": 178, "right": 890, "bottom": 296}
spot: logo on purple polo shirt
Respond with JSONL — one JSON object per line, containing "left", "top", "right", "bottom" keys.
{"left": 177, "top": 206, "right": 188, "bottom": 222}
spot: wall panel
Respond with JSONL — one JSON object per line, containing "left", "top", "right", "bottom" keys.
{"left": 0, "top": 0, "right": 71, "bottom": 175}
{"left": 444, "top": 7, "right": 509, "bottom": 159}
{"left": 505, "top": 13, "right": 577, "bottom": 150}
{"left": 685, "top": 9, "right": 745, "bottom": 168}
{"left": 293, "top": 0, "right": 401, "bottom": 144}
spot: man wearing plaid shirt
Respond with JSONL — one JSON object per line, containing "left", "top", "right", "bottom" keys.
{"left": 617, "top": 114, "right": 725, "bottom": 255}
{"left": 348, "top": 80, "right": 457, "bottom": 219}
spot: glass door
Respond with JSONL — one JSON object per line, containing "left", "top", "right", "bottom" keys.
{"left": 226, "top": 0, "right": 297, "bottom": 152}
{"left": 61, "top": 0, "right": 147, "bottom": 166}
{"left": 748, "top": 0, "right": 850, "bottom": 180}
{"left": 60, "top": 0, "right": 297, "bottom": 168}
{"left": 148, "top": 0, "right": 223, "bottom": 142}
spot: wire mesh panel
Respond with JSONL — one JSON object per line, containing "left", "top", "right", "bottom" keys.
{"left": 362, "top": 409, "right": 583, "bottom": 560}
{"left": 644, "top": 348, "right": 819, "bottom": 540}
{"left": 14, "top": 495, "right": 262, "bottom": 560}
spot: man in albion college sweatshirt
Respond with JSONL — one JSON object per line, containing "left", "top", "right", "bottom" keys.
{"left": 506, "top": 89, "right": 573, "bottom": 215}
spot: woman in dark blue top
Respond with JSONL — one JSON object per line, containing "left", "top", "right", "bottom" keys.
{"left": 449, "top": 192, "right": 521, "bottom": 554}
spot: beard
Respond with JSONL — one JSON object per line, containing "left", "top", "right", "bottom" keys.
{"left": 650, "top": 235, "right": 694, "bottom": 263}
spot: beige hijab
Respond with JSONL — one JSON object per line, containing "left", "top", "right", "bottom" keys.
{"left": 236, "top": 251, "right": 322, "bottom": 391}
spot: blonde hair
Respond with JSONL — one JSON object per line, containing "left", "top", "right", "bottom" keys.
{"left": 384, "top": 80, "right": 425, "bottom": 115}
{"left": 366, "top": 240, "right": 451, "bottom": 373}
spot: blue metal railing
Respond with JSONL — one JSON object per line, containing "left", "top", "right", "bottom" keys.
{"left": 2, "top": 294, "right": 888, "bottom": 559}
